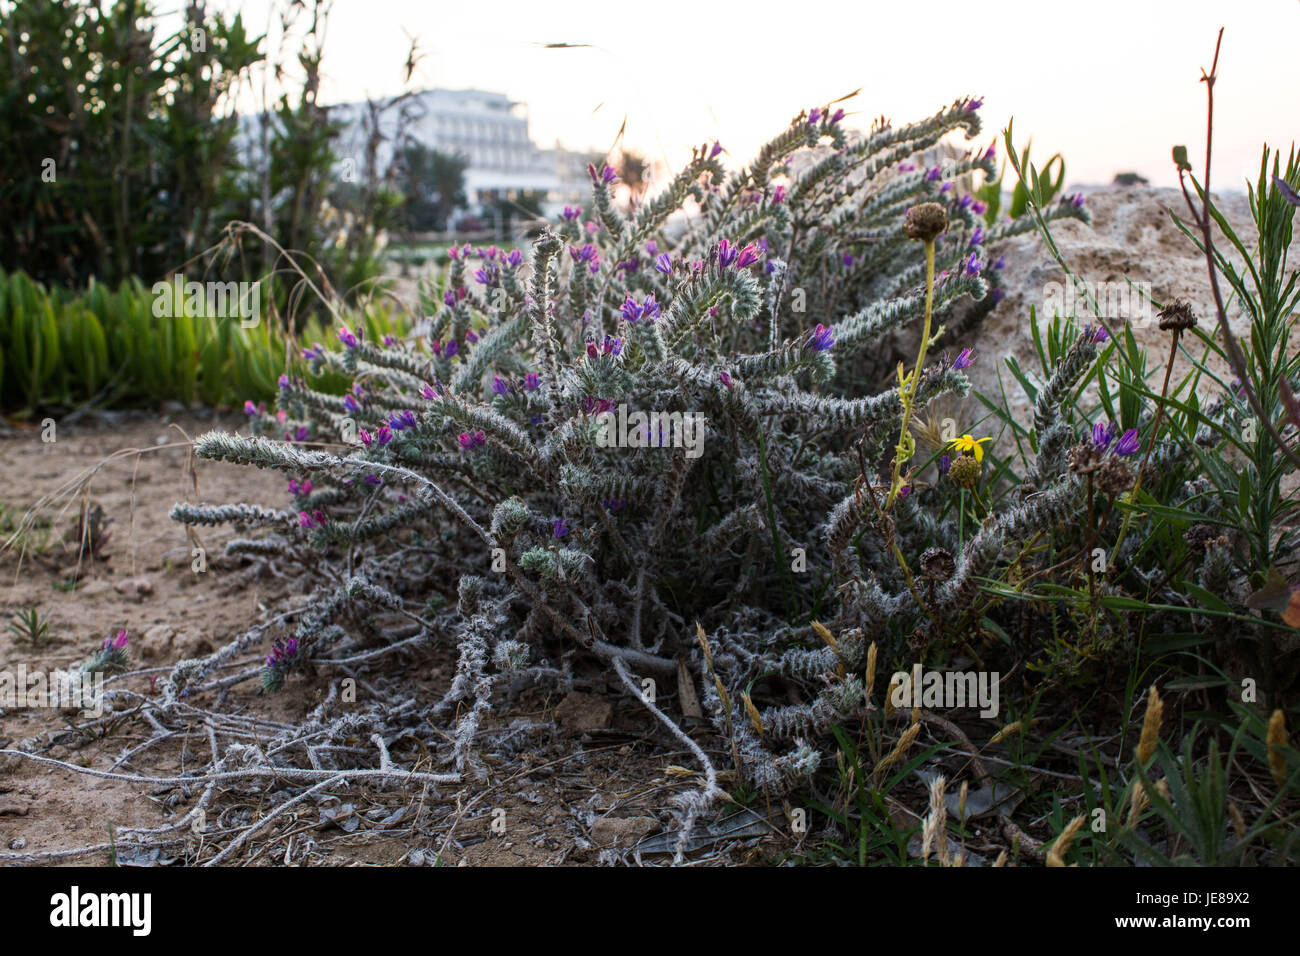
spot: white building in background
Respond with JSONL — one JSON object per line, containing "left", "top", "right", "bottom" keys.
{"left": 327, "top": 88, "right": 597, "bottom": 219}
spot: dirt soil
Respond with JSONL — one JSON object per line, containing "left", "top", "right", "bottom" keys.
{"left": 0, "top": 411, "right": 785, "bottom": 867}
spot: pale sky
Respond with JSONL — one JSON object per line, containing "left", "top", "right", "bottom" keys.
{"left": 204, "top": 0, "right": 1299, "bottom": 190}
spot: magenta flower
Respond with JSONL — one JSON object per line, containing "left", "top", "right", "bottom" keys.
{"left": 1113, "top": 428, "right": 1140, "bottom": 456}
{"left": 102, "top": 629, "right": 129, "bottom": 650}
{"left": 719, "top": 370, "right": 733, "bottom": 389}
{"left": 808, "top": 324, "right": 835, "bottom": 352}
{"left": 375, "top": 426, "right": 393, "bottom": 446}
{"left": 717, "top": 238, "right": 738, "bottom": 268}
{"left": 337, "top": 325, "right": 359, "bottom": 349}
{"left": 523, "top": 372, "right": 540, "bottom": 391}
{"left": 773, "top": 184, "right": 787, "bottom": 203}
{"left": 735, "top": 243, "right": 760, "bottom": 268}
{"left": 457, "top": 430, "right": 486, "bottom": 450}
{"left": 244, "top": 400, "right": 258, "bottom": 415}
{"left": 952, "top": 348, "right": 975, "bottom": 371}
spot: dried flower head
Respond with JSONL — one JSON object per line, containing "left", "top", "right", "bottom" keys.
{"left": 1157, "top": 299, "right": 1198, "bottom": 333}
{"left": 947, "top": 453, "right": 981, "bottom": 489}
{"left": 1068, "top": 441, "right": 1105, "bottom": 476}
{"left": 902, "top": 202, "right": 949, "bottom": 242}
{"left": 919, "top": 546, "right": 956, "bottom": 582}
{"left": 1094, "top": 455, "right": 1135, "bottom": 497}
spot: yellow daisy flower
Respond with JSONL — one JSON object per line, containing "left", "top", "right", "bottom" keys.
{"left": 948, "top": 433, "right": 992, "bottom": 462}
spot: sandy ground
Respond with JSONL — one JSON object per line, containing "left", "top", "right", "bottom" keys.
{"left": 0, "top": 411, "right": 778, "bottom": 866}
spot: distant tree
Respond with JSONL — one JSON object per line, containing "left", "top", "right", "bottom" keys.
{"left": 395, "top": 143, "right": 467, "bottom": 232}
{"left": 1113, "top": 172, "right": 1150, "bottom": 187}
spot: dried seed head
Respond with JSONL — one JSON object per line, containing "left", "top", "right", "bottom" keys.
{"left": 919, "top": 546, "right": 956, "bottom": 582}
{"left": 1268, "top": 709, "right": 1288, "bottom": 786}
{"left": 1094, "top": 456, "right": 1135, "bottom": 497}
{"left": 1184, "top": 522, "right": 1224, "bottom": 555}
{"left": 947, "top": 453, "right": 981, "bottom": 489}
{"left": 1157, "top": 299, "right": 1198, "bottom": 333}
{"left": 1136, "top": 685, "right": 1163, "bottom": 764}
{"left": 903, "top": 202, "right": 949, "bottom": 242}
{"left": 1067, "top": 442, "right": 1105, "bottom": 476}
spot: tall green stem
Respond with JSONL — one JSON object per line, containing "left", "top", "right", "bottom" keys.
{"left": 886, "top": 238, "right": 936, "bottom": 508}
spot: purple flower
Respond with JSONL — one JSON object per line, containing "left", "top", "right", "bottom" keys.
{"left": 492, "top": 375, "right": 510, "bottom": 395}
{"left": 965, "top": 96, "right": 984, "bottom": 112}
{"left": 926, "top": 167, "right": 942, "bottom": 182}
{"left": 1071, "top": 193, "right": 1086, "bottom": 208}
{"left": 603, "top": 335, "right": 623, "bottom": 356}
{"left": 710, "top": 141, "right": 723, "bottom": 158}
{"left": 830, "top": 108, "right": 845, "bottom": 124}
{"left": 444, "top": 340, "right": 459, "bottom": 358}
{"left": 344, "top": 394, "right": 360, "bottom": 414}
{"left": 899, "top": 162, "right": 915, "bottom": 172}
{"left": 375, "top": 426, "right": 393, "bottom": 447}
{"left": 523, "top": 372, "right": 540, "bottom": 391}
{"left": 1083, "top": 324, "right": 1109, "bottom": 344}
{"left": 363, "top": 473, "right": 382, "bottom": 486}
{"left": 473, "top": 265, "right": 500, "bottom": 286}
{"left": 278, "top": 374, "right": 291, "bottom": 391}
{"left": 969, "top": 227, "right": 985, "bottom": 247}
{"left": 457, "top": 430, "right": 486, "bottom": 450}
{"left": 807, "top": 107, "right": 822, "bottom": 125}
{"left": 808, "top": 324, "right": 835, "bottom": 352}
{"left": 103, "top": 629, "right": 129, "bottom": 650}
{"left": 842, "top": 252, "right": 855, "bottom": 268}
{"left": 971, "top": 200, "right": 987, "bottom": 215}
{"left": 993, "top": 255, "right": 1005, "bottom": 270}
{"left": 1092, "top": 421, "right": 1118, "bottom": 451}
{"left": 621, "top": 296, "right": 643, "bottom": 323}
{"left": 603, "top": 498, "right": 626, "bottom": 511}
{"left": 293, "top": 426, "right": 309, "bottom": 442}
{"left": 735, "top": 243, "right": 760, "bottom": 269}
{"left": 562, "top": 205, "right": 582, "bottom": 221}
{"left": 244, "top": 400, "right": 258, "bottom": 415}
{"left": 302, "top": 343, "right": 324, "bottom": 359}
{"left": 952, "top": 348, "right": 975, "bottom": 370}
{"left": 655, "top": 253, "right": 673, "bottom": 275}
{"left": 358, "top": 428, "right": 373, "bottom": 448}
{"left": 337, "top": 325, "right": 359, "bottom": 349}
{"left": 382, "top": 334, "right": 396, "bottom": 348}
{"left": 390, "top": 409, "right": 417, "bottom": 431}
{"left": 984, "top": 144, "right": 996, "bottom": 161}
{"left": 717, "top": 238, "right": 738, "bottom": 268}
{"left": 964, "top": 253, "right": 982, "bottom": 276}
{"left": 1113, "top": 428, "right": 1140, "bottom": 456}
{"left": 773, "top": 184, "right": 787, "bottom": 204}
{"left": 719, "top": 370, "right": 733, "bottom": 389}
{"left": 959, "top": 193, "right": 973, "bottom": 210}
{"left": 420, "top": 381, "right": 439, "bottom": 401}
{"left": 991, "top": 287, "right": 1005, "bottom": 305}
{"left": 939, "top": 455, "right": 950, "bottom": 474}
{"left": 552, "top": 517, "right": 569, "bottom": 539}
